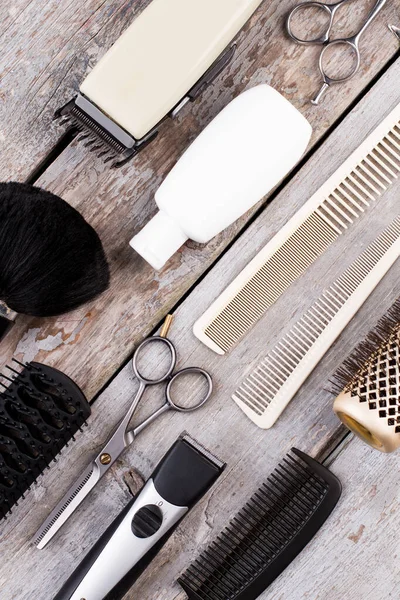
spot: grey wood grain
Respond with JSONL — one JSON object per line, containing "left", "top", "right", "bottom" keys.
{"left": 1, "top": 54, "right": 399, "bottom": 599}
{"left": 1, "top": 0, "right": 398, "bottom": 404}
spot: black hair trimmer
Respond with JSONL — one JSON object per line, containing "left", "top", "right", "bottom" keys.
{"left": 56, "top": 0, "right": 264, "bottom": 166}
{"left": 53, "top": 434, "right": 225, "bottom": 600}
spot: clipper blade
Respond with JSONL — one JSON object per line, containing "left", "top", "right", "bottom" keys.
{"left": 181, "top": 432, "right": 225, "bottom": 471}
{"left": 55, "top": 94, "right": 155, "bottom": 167}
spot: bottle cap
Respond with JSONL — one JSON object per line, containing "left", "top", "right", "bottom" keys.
{"left": 130, "top": 210, "right": 188, "bottom": 270}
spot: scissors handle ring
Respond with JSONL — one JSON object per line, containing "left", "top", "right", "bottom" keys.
{"left": 132, "top": 336, "right": 177, "bottom": 385}
{"left": 166, "top": 367, "right": 213, "bottom": 412}
{"left": 286, "top": 2, "right": 333, "bottom": 45}
{"left": 318, "top": 38, "right": 361, "bottom": 84}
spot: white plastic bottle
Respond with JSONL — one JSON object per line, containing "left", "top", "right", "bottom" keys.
{"left": 130, "top": 85, "right": 312, "bottom": 270}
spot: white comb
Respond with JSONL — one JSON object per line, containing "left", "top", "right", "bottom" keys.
{"left": 232, "top": 216, "right": 400, "bottom": 428}
{"left": 194, "top": 102, "right": 400, "bottom": 354}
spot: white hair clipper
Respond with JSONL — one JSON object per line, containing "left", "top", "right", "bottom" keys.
{"left": 56, "top": 0, "right": 264, "bottom": 166}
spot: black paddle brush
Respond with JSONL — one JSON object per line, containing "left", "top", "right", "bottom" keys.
{"left": 0, "top": 182, "right": 110, "bottom": 340}
{"left": 0, "top": 360, "right": 91, "bottom": 519}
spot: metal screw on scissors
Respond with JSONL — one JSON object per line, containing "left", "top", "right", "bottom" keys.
{"left": 286, "top": 0, "right": 388, "bottom": 105}
{"left": 34, "top": 314, "right": 213, "bottom": 549}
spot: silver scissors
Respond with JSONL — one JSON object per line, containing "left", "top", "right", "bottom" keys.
{"left": 286, "top": 0, "right": 388, "bottom": 104}
{"left": 34, "top": 315, "right": 213, "bottom": 549}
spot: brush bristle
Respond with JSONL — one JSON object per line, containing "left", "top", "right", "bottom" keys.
{"left": 0, "top": 182, "right": 110, "bottom": 316}
{"left": 330, "top": 298, "right": 400, "bottom": 395}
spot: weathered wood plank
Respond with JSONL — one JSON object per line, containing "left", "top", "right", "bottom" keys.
{"left": 1, "top": 54, "right": 399, "bottom": 599}
{"left": 1, "top": 1, "right": 398, "bottom": 403}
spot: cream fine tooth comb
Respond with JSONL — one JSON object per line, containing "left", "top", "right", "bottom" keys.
{"left": 194, "top": 102, "right": 400, "bottom": 355}
{"left": 232, "top": 216, "right": 400, "bottom": 429}
{"left": 332, "top": 298, "right": 400, "bottom": 453}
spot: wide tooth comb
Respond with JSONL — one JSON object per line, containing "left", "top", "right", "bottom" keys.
{"left": 178, "top": 449, "right": 341, "bottom": 600}
{"left": 0, "top": 361, "right": 90, "bottom": 520}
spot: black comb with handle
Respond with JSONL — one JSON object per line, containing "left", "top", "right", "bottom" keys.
{"left": 178, "top": 448, "right": 341, "bottom": 600}
{"left": 0, "top": 361, "right": 90, "bottom": 519}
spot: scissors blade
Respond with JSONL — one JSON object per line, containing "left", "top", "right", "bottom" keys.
{"left": 33, "top": 461, "right": 100, "bottom": 549}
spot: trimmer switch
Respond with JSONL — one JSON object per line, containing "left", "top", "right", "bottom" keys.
{"left": 131, "top": 504, "right": 163, "bottom": 538}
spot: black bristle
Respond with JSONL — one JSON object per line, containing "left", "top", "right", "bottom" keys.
{"left": 0, "top": 182, "right": 110, "bottom": 317}
{"left": 178, "top": 449, "right": 341, "bottom": 600}
{"left": 0, "top": 361, "right": 90, "bottom": 520}
{"left": 330, "top": 298, "right": 400, "bottom": 395}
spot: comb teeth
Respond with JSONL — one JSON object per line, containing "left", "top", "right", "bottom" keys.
{"left": 194, "top": 106, "right": 400, "bottom": 354}
{"left": 232, "top": 217, "right": 400, "bottom": 428}
{"left": 0, "top": 362, "right": 90, "bottom": 520}
{"left": 178, "top": 449, "right": 341, "bottom": 600}
{"left": 204, "top": 214, "right": 337, "bottom": 353}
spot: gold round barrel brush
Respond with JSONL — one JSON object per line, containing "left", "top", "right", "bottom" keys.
{"left": 332, "top": 299, "right": 400, "bottom": 453}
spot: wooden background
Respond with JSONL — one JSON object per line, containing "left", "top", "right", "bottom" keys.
{"left": 0, "top": 0, "right": 399, "bottom": 598}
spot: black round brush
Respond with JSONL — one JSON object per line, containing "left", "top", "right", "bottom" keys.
{"left": 0, "top": 182, "right": 110, "bottom": 339}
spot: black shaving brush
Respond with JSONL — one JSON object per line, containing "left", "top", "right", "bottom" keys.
{"left": 0, "top": 182, "right": 110, "bottom": 339}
